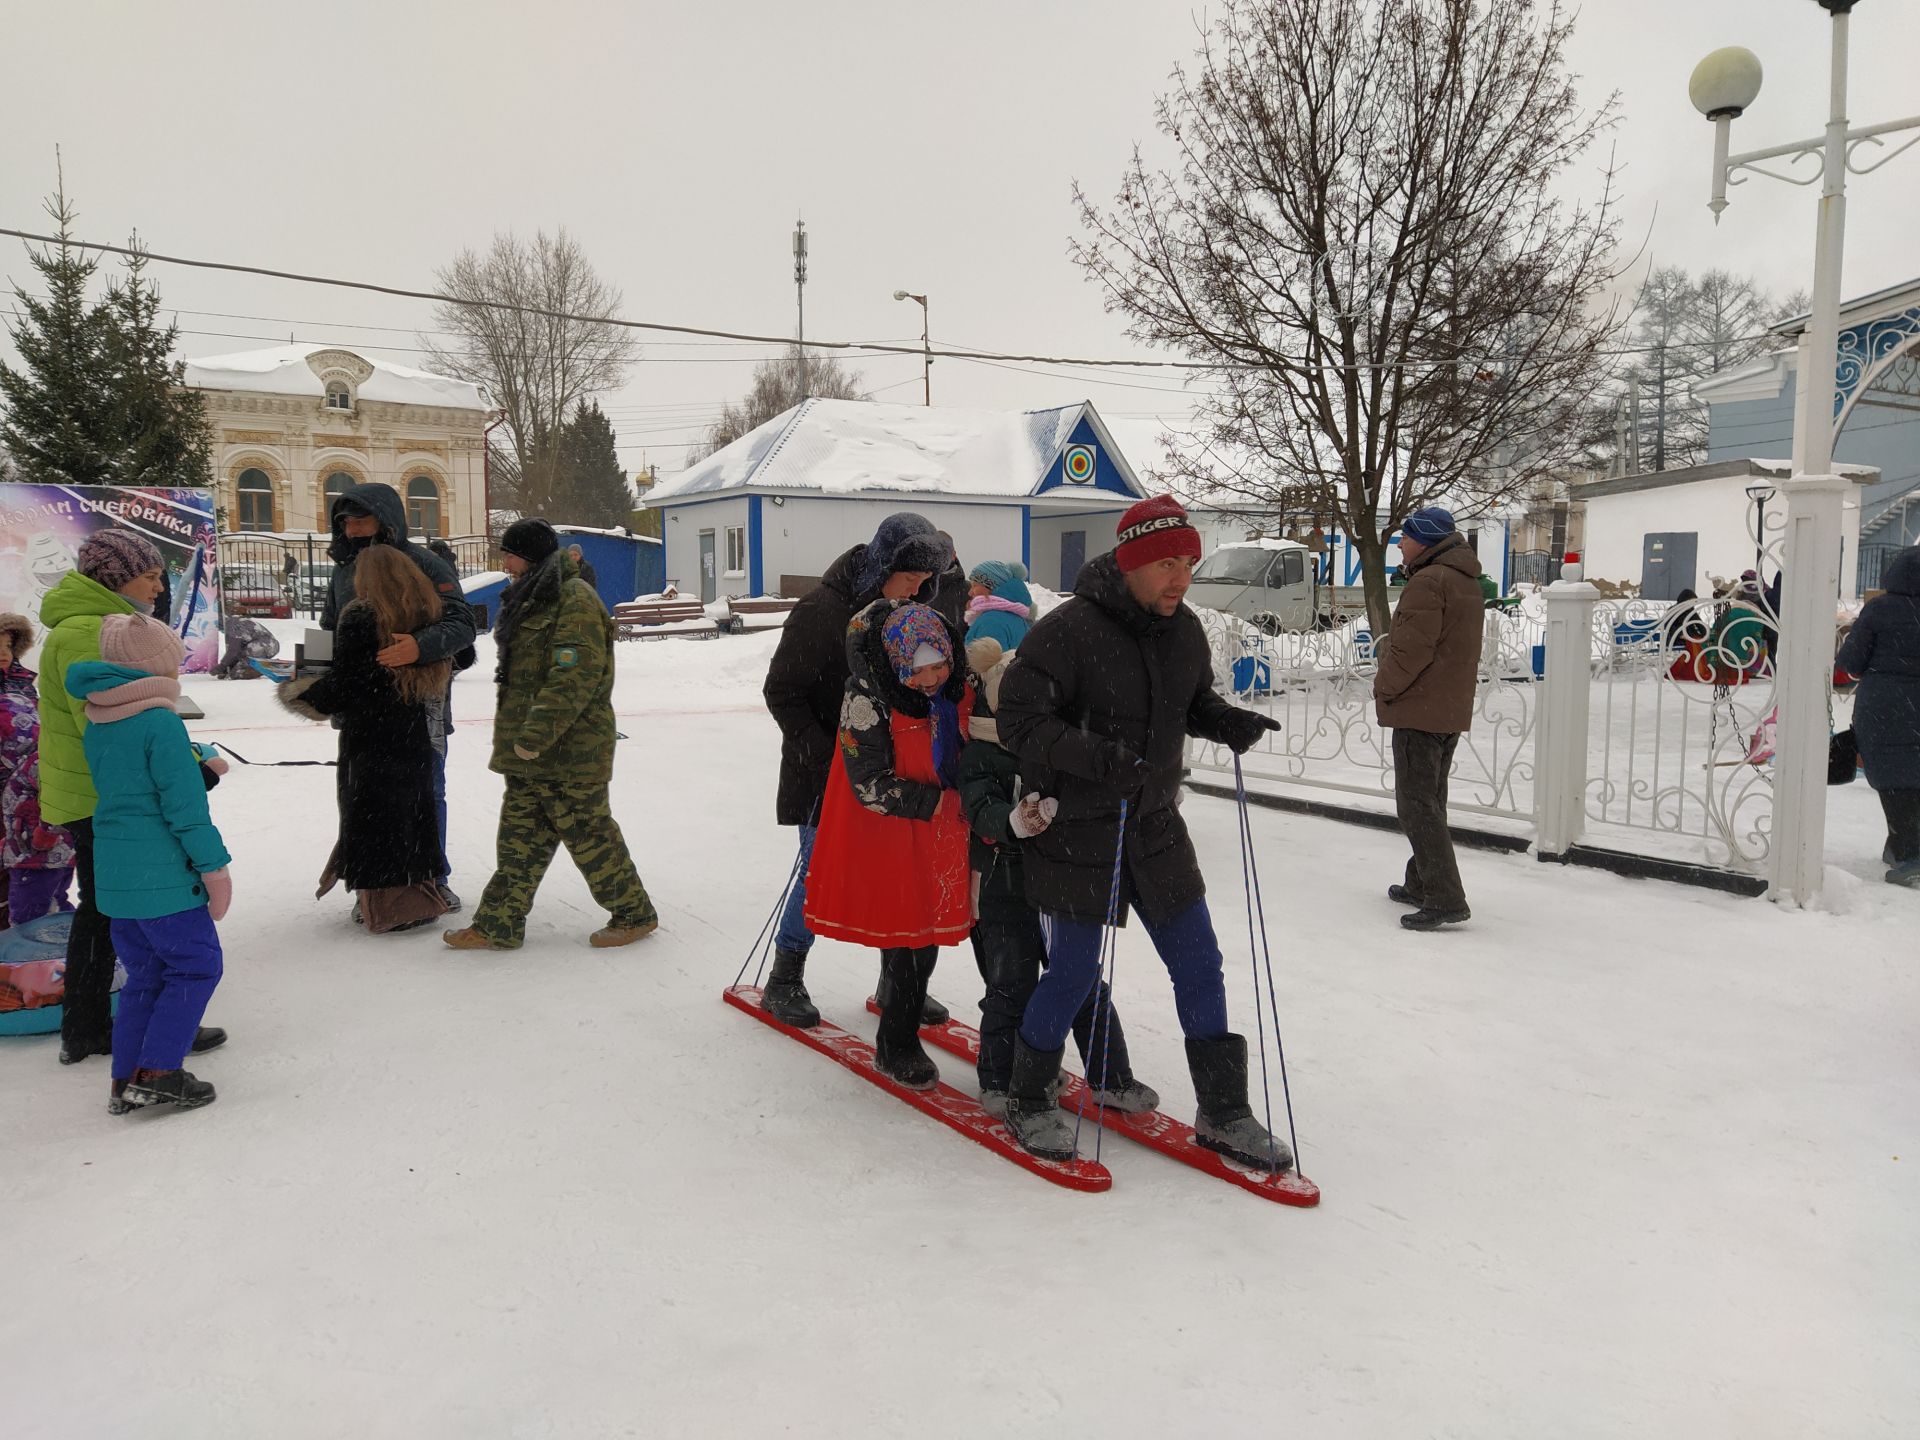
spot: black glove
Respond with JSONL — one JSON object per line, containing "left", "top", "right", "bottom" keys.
{"left": 1219, "top": 708, "right": 1282, "bottom": 755}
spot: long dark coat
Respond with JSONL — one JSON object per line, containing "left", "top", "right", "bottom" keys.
{"left": 1373, "top": 533, "right": 1485, "bottom": 734}
{"left": 762, "top": 545, "right": 939, "bottom": 826}
{"left": 995, "top": 551, "right": 1245, "bottom": 926}
{"left": 279, "top": 602, "right": 445, "bottom": 890}
{"left": 1837, "top": 547, "right": 1920, "bottom": 792}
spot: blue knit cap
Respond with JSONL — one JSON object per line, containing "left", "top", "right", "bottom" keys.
{"left": 967, "top": 559, "right": 1028, "bottom": 591}
{"left": 1403, "top": 507, "right": 1457, "bottom": 544}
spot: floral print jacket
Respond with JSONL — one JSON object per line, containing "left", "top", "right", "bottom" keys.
{"left": 0, "top": 662, "right": 76, "bottom": 871}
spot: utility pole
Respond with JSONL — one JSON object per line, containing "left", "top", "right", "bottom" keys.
{"left": 792, "top": 218, "right": 808, "bottom": 401}
{"left": 1626, "top": 376, "right": 1642, "bottom": 474}
{"left": 892, "top": 290, "right": 931, "bottom": 405}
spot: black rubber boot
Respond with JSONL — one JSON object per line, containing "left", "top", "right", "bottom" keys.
{"left": 189, "top": 1026, "right": 227, "bottom": 1055}
{"left": 123, "top": 1068, "right": 218, "bottom": 1110}
{"left": 1004, "top": 1037, "right": 1077, "bottom": 1161}
{"left": 759, "top": 948, "right": 821, "bottom": 1028}
{"left": 872, "top": 948, "right": 939, "bottom": 1090}
{"left": 875, "top": 964, "right": 949, "bottom": 1027}
{"left": 1185, "top": 1034, "right": 1292, "bottom": 1173}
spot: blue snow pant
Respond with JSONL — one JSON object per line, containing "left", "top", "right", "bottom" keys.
{"left": 1019, "top": 898, "right": 1229, "bottom": 1053}
{"left": 109, "top": 906, "right": 224, "bottom": 1079}
{"left": 433, "top": 744, "right": 451, "bottom": 882}
{"left": 773, "top": 823, "right": 818, "bottom": 956}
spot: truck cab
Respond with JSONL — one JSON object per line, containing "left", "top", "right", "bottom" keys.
{"left": 1188, "top": 539, "right": 1315, "bottom": 633}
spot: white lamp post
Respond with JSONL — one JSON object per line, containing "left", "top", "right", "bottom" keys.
{"left": 1690, "top": 0, "right": 1920, "bottom": 905}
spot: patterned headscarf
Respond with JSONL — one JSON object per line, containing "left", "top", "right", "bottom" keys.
{"left": 880, "top": 603, "right": 952, "bottom": 683}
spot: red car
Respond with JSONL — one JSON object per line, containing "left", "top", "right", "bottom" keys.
{"left": 222, "top": 564, "right": 291, "bottom": 619}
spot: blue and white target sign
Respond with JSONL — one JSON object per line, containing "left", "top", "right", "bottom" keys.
{"left": 1062, "top": 444, "right": 1096, "bottom": 484}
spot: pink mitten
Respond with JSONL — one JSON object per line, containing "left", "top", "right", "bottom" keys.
{"left": 203, "top": 867, "right": 233, "bottom": 922}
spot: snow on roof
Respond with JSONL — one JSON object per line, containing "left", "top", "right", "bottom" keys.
{"left": 553, "top": 523, "right": 660, "bottom": 545}
{"left": 1220, "top": 537, "right": 1308, "bottom": 552}
{"left": 646, "top": 397, "right": 1138, "bottom": 503}
{"left": 179, "top": 344, "right": 490, "bottom": 411}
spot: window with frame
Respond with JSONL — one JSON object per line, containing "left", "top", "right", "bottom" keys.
{"left": 323, "top": 471, "right": 355, "bottom": 520}
{"left": 725, "top": 525, "right": 746, "bottom": 574}
{"left": 324, "top": 381, "right": 353, "bottom": 411}
{"left": 405, "top": 475, "right": 442, "bottom": 537}
{"left": 235, "top": 468, "right": 274, "bottom": 532}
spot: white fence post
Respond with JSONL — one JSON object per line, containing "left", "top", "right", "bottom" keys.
{"left": 1769, "top": 472, "right": 1848, "bottom": 905}
{"left": 1535, "top": 564, "right": 1600, "bottom": 857}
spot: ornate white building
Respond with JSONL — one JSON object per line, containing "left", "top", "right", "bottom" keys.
{"left": 180, "top": 344, "right": 493, "bottom": 536}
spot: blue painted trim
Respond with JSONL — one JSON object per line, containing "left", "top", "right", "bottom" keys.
{"left": 1020, "top": 506, "right": 1031, "bottom": 570}
{"left": 747, "top": 494, "right": 764, "bottom": 597}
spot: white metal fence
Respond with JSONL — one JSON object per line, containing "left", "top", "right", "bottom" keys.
{"left": 1190, "top": 586, "right": 1783, "bottom": 875}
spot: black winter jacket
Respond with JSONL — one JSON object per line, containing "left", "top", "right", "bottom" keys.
{"left": 762, "top": 544, "right": 936, "bottom": 825}
{"left": 958, "top": 734, "right": 1033, "bottom": 924}
{"left": 1837, "top": 546, "right": 1920, "bottom": 792}
{"left": 995, "top": 551, "right": 1247, "bottom": 925}
{"left": 320, "top": 481, "right": 476, "bottom": 668}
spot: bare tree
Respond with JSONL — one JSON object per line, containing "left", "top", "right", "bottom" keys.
{"left": 1072, "top": 0, "right": 1624, "bottom": 633}
{"left": 693, "top": 346, "right": 866, "bottom": 461}
{"left": 1688, "top": 269, "right": 1773, "bottom": 377}
{"left": 420, "top": 229, "right": 637, "bottom": 517}
{"left": 1626, "top": 266, "right": 1707, "bottom": 472}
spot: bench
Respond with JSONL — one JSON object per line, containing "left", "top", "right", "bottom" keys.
{"left": 613, "top": 599, "right": 713, "bottom": 638}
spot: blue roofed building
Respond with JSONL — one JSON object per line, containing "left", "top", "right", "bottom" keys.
{"left": 640, "top": 398, "right": 1148, "bottom": 599}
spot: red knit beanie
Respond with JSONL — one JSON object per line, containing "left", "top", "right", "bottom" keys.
{"left": 1114, "top": 496, "right": 1202, "bottom": 573}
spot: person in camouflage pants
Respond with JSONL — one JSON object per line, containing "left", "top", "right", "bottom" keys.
{"left": 444, "top": 519, "right": 657, "bottom": 951}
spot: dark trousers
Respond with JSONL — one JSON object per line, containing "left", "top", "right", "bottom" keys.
{"left": 432, "top": 744, "right": 450, "bottom": 881}
{"left": 110, "top": 908, "right": 223, "bottom": 1078}
{"left": 1021, "top": 898, "right": 1229, "bottom": 1052}
{"left": 971, "top": 912, "right": 1132, "bottom": 1092}
{"left": 1392, "top": 728, "right": 1467, "bottom": 911}
{"left": 1881, "top": 788, "right": 1920, "bottom": 865}
{"left": 59, "top": 817, "right": 117, "bottom": 1049}
{"left": 6, "top": 865, "right": 74, "bottom": 926}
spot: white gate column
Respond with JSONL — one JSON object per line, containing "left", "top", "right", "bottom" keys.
{"left": 1535, "top": 565, "right": 1599, "bottom": 857}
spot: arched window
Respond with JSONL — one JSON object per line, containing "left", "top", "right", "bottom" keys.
{"left": 406, "top": 474, "right": 442, "bottom": 537}
{"left": 325, "top": 380, "right": 353, "bottom": 411}
{"left": 323, "top": 472, "right": 355, "bottom": 521}
{"left": 235, "top": 468, "right": 274, "bottom": 532}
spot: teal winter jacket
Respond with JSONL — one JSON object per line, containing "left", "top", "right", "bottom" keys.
{"left": 67, "top": 661, "right": 230, "bottom": 918}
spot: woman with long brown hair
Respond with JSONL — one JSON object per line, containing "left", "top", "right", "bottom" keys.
{"left": 277, "top": 546, "right": 452, "bottom": 932}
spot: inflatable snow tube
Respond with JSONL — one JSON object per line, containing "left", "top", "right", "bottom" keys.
{"left": 0, "top": 912, "right": 119, "bottom": 1036}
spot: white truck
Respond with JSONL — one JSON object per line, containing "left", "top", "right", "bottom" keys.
{"left": 1188, "top": 538, "right": 1370, "bottom": 632}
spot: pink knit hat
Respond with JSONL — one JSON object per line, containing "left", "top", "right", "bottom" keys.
{"left": 99, "top": 613, "right": 185, "bottom": 678}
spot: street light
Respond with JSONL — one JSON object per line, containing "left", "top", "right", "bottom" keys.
{"left": 893, "top": 289, "right": 931, "bottom": 405}
{"left": 1691, "top": 0, "right": 1920, "bottom": 906}
{"left": 1745, "top": 483, "right": 1775, "bottom": 578}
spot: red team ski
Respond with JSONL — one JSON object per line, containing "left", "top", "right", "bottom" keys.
{"left": 866, "top": 998, "right": 1320, "bottom": 1208}
{"left": 722, "top": 986, "right": 1111, "bottom": 1193}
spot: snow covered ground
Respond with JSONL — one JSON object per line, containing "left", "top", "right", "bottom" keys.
{"left": 3, "top": 629, "right": 1916, "bottom": 1439}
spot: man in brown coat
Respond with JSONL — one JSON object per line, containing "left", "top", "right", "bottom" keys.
{"left": 1373, "top": 507, "right": 1485, "bottom": 930}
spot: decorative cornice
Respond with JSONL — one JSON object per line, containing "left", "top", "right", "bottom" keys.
{"left": 313, "top": 434, "right": 369, "bottom": 451}
{"left": 222, "top": 428, "right": 284, "bottom": 445}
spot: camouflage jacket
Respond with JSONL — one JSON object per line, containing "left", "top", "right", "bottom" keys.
{"left": 490, "top": 552, "right": 619, "bottom": 786}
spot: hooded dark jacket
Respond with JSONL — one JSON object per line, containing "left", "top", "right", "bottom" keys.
{"left": 761, "top": 516, "right": 950, "bottom": 826}
{"left": 1836, "top": 546, "right": 1920, "bottom": 792}
{"left": 994, "top": 551, "right": 1246, "bottom": 925}
{"left": 1373, "top": 533, "right": 1485, "bottom": 734}
{"left": 320, "top": 481, "right": 476, "bottom": 666}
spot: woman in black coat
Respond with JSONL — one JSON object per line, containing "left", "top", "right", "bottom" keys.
{"left": 1836, "top": 545, "right": 1920, "bottom": 885}
{"left": 755, "top": 513, "right": 952, "bottom": 1027}
{"left": 279, "top": 548, "right": 452, "bottom": 931}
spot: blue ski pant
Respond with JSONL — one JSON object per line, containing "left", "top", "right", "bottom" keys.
{"left": 109, "top": 906, "right": 224, "bottom": 1077}
{"left": 1019, "top": 897, "right": 1228, "bottom": 1053}
{"left": 773, "top": 823, "right": 818, "bottom": 956}
{"left": 433, "top": 743, "right": 451, "bottom": 882}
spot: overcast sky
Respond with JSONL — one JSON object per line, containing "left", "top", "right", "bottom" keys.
{"left": 3, "top": 0, "right": 1916, "bottom": 481}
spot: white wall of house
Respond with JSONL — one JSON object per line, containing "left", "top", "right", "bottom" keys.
{"left": 1582, "top": 471, "right": 1867, "bottom": 597}
{"left": 1028, "top": 510, "right": 1125, "bottom": 590}
{"left": 661, "top": 495, "right": 751, "bottom": 599}
{"left": 758, "top": 497, "right": 1014, "bottom": 594}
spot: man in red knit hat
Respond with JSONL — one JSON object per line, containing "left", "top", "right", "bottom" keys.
{"left": 992, "top": 496, "right": 1292, "bottom": 1171}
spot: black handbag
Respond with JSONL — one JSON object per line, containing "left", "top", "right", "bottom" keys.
{"left": 1828, "top": 728, "right": 1859, "bottom": 785}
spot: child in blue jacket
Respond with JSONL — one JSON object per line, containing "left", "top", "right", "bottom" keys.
{"left": 66, "top": 614, "right": 232, "bottom": 1113}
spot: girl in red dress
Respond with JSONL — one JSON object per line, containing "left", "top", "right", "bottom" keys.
{"left": 804, "top": 600, "right": 972, "bottom": 1087}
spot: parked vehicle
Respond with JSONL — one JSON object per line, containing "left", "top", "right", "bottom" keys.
{"left": 293, "top": 563, "right": 335, "bottom": 611}
{"left": 1189, "top": 540, "right": 1318, "bottom": 632}
{"left": 222, "top": 563, "right": 291, "bottom": 619}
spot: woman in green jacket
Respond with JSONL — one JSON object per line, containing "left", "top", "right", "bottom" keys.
{"left": 38, "top": 530, "right": 222, "bottom": 1065}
